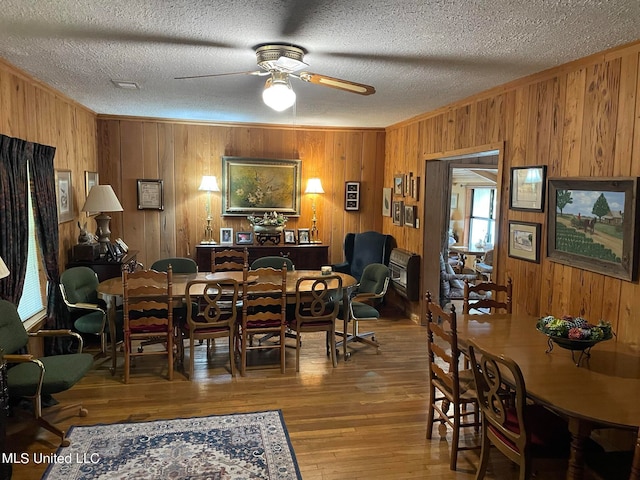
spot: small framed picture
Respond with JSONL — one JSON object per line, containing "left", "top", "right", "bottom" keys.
{"left": 55, "top": 169, "right": 74, "bottom": 223}
{"left": 392, "top": 201, "right": 404, "bottom": 226}
{"left": 297, "top": 228, "right": 310, "bottom": 244}
{"left": 84, "top": 171, "right": 99, "bottom": 217}
{"left": 509, "top": 166, "right": 546, "bottom": 212}
{"left": 115, "top": 237, "right": 129, "bottom": 253}
{"left": 404, "top": 205, "right": 416, "bottom": 227}
{"left": 235, "top": 231, "right": 254, "bottom": 245}
{"left": 220, "top": 227, "right": 233, "bottom": 245}
{"left": 405, "top": 172, "right": 412, "bottom": 196}
{"left": 393, "top": 175, "right": 404, "bottom": 196}
{"left": 345, "top": 181, "right": 360, "bottom": 211}
{"left": 382, "top": 187, "right": 392, "bottom": 217}
{"left": 284, "top": 229, "right": 296, "bottom": 244}
{"left": 508, "top": 221, "right": 541, "bottom": 263}
{"left": 137, "top": 179, "right": 164, "bottom": 210}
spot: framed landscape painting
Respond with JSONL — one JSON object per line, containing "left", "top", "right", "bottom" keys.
{"left": 222, "top": 156, "right": 301, "bottom": 216}
{"left": 547, "top": 177, "right": 639, "bottom": 280}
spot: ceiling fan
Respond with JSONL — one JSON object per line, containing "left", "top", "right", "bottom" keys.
{"left": 175, "top": 44, "right": 376, "bottom": 111}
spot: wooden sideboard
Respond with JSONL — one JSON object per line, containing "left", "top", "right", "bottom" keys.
{"left": 195, "top": 244, "right": 329, "bottom": 271}
{"left": 66, "top": 250, "right": 139, "bottom": 282}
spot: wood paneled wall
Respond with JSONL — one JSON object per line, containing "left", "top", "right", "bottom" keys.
{"left": 384, "top": 40, "right": 640, "bottom": 345}
{"left": 0, "top": 59, "right": 98, "bottom": 271}
{"left": 96, "top": 119, "right": 385, "bottom": 269}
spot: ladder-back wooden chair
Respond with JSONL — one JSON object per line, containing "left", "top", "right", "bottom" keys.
{"left": 122, "top": 266, "right": 174, "bottom": 383}
{"left": 426, "top": 291, "right": 480, "bottom": 470}
{"left": 463, "top": 277, "right": 513, "bottom": 314}
{"left": 240, "top": 266, "right": 287, "bottom": 376}
{"left": 288, "top": 274, "right": 342, "bottom": 372}
{"left": 211, "top": 247, "right": 248, "bottom": 272}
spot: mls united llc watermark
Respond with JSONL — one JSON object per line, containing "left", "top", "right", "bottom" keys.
{"left": 2, "top": 452, "right": 100, "bottom": 465}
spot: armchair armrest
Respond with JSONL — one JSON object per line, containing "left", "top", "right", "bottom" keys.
{"left": 71, "top": 302, "right": 106, "bottom": 313}
{"left": 28, "top": 330, "right": 85, "bottom": 352}
{"left": 3, "top": 355, "right": 45, "bottom": 397}
{"left": 441, "top": 273, "right": 476, "bottom": 282}
{"left": 332, "top": 262, "right": 350, "bottom": 274}
{"left": 4, "top": 353, "right": 35, "bottom": 362}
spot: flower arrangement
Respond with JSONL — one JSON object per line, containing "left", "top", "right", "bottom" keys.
{"left": 536, "top": 315, "right": 613, "bottom": 342}
{"left": 247, "top": 211, "right": 287, "bottom": 227}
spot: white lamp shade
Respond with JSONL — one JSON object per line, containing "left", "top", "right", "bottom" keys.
{"left": 198, "top": 175, "right": 220, "bottom": 192}
{"left": 305, "top": 178, "right": 325, "bottom": 194}
{"left": 81, "top": 185, "right": 123, "bottom": 212}
{"left": 0, "top": 256, "right": 9, "bottom": 279}
{"left": 263, "top": 74, "right": 296, "bottom": 112}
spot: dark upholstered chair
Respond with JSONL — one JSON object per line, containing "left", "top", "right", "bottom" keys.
{"left": 59, "top": 266, "right": 107, "bottom": 354}
{"left": 0, "top": 299, "right": 93, "bottom": 446}
{"left": 150, "top": 257, "right": 198, "bottom": 274}
{"left": 250, "top": 256, "right": 294, "bottom": 271}
{"left": 333, "top": 231, "right": 394, "bottom": 281}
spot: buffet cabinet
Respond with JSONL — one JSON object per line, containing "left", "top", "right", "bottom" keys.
{"left": 195, "top": 244, "right": 329, "bottom": 271}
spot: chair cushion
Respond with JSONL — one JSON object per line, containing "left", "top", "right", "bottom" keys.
{"left": 7, "top": 353, "right": 94, "bottom": 397}
{"left": 488, "top": 404, "right": 570, "bottom": 456}
{"left": 0, "top": 300, "right": 29, "bottom": 354}
{"left": 73, "top": 310, "right": 105, "bottom": 334}
{"left": 445, "top": 263, "right": 465, "bottom": 289}
{"left": 350, "top": 301, "right": 380, "bottom": 319}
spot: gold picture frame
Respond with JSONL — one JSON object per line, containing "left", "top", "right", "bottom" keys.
{"left": 55, "top": 169, "right": 74, "bottom": 223}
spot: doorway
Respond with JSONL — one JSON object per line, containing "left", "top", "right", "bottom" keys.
{"left": 421, "top": 144, "right": 504, "bottom": 316}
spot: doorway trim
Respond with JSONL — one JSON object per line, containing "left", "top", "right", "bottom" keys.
{"left": 420, "top": 142, "right": 505, "bottom": 321}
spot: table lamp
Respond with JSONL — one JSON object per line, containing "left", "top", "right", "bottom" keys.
{"left": 304, "top": 178, "right": 324, "bottom": 243}
{"left": 199, "top": 175, "right": 220, "bottom": 244}
{"left": 81, "top": 185, "right": 124, "bottom": 254}
{"left": 0, "top": 256, "right": 9, "bottom": 279}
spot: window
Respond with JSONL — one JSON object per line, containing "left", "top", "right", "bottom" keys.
{"left": 469, "top": 188, "right": 497, "bottom": 247}
{"left": 17, "top": 171, "right": 45, "bottom": 321}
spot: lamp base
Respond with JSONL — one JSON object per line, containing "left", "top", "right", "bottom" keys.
{"left": 201, "top": 217, "right": 217, "bottom": 244}
{"left": 94, "top": 212, "right": 112, "bottom": 255}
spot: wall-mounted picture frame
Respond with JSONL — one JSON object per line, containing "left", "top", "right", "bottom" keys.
{"left": 55, "top": 169, "right": 74, "bottom": 223}
{"left": 137, "top": 179, "right": 164, "bottom": 210}
{"left": 510, "top": 166, "right": 547, "bottom": 212}
{"left": 297, "top": 228, "right": 310, "bottom": 244}
{"left": 393, "top": 175, "right": 404, "bottom": 196}
{"left": 345, "top": 181, "right": 360, "bottom": 211}
{"left": 405, "top": 172, "right": 412, "bottom": 196}
{"left": 382, "top": 187, "right": 392, "bottom": 216}
{"left": 412, "top": 176, "right": 420, "bottom": 201}
{"left": 220, "top": 227, "right": 234, "bottom": 245}
{"left": 84, "top": 171, "right": 99, "bottom": 216}
{"left": 235, "top": 231, "right": 254, "bottom": 245}
{"left": 508, "top": 221, "right": 541, "bottom": 263}
{"left": 547, "top": 177, "right": 639, "bottom": 281}
{"left": 221, "top": 156, "right": 301, "bottom": 216}
{"left": 450, "top": 193, "right": 458, "bottom": 210}
{"left": 284, "top": 229, "right": 296, "bottom": 244}
{"left": 392, "top": 200, "right": 404, "bottom": 226}
{"left": 404, "top": 205, "right": 416, "bottom": 227}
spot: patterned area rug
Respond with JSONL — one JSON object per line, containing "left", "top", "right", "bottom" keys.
{"left": 42, "top": 410, "right": 301, "bottom": 480}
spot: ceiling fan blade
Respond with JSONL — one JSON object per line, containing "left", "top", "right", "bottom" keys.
{"left": 175, "top": 70, "right": 266, "bottom": 80}
{"left": 297, "top": 72, "right": 375, "bottom": 95}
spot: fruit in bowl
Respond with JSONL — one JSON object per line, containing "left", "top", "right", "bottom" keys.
{"left": 536, "top": 315, "right": 613, "bottom": 350}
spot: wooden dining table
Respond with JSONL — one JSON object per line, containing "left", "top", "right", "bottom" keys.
{"left": 97, "top": 270, "right": 358, "bottom": 374}
{"left": 457, "top": 313, "right": 640, "bottom": 480}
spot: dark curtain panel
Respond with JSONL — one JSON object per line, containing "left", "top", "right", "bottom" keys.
{"left": 29, "top": 143, "right": 69, "bottom": 354}
{"left": 0, "top": 135, "right": 29, "bottom": 304}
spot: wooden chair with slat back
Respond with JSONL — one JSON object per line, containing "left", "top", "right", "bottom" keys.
{"left": 425, "top": 291, "right": 480, "bottom": 470}
{"left": 122, "top": 266, "right": 174, "bottom": 383}
{"left": 288, "top": 274, "right": 342, "bottom": 372}
{"left": 240, "top": 265, "right": 287, "bottom": 376}
{"left": 463, "top": 277, "right": 513, "bottom": 314}
{"left": 211, "top": 247, "right": 248, "bottom": 272}
{"left": 179, "top": 278, "right": 239, "bottom": 380}
{"left": 467, "top": 339, "right": 571, "bottom": 479}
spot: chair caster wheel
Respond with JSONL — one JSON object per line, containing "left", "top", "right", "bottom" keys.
{"left": 137, "top": 346, "right": 144, "bottom": 353}
{"left": 61, "top": 438, "right": 71, "bottom": 447}
{"left": 79, "top": 407, "right": 88, "bottom": 417}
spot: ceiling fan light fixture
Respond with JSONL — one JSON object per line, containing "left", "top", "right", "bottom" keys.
{"left": 262, "top": 73, "right": 296, "bottom": 112}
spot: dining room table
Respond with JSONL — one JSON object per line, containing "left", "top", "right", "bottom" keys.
{"left": 97, "top": 269, "right": 359, "bottom": 374}
{"left": 457, "top": 312, "right": 640, "bottom": 480}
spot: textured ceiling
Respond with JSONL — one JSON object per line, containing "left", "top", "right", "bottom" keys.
{"left": 1, "top": 0, "right": 639, "bottom": 128}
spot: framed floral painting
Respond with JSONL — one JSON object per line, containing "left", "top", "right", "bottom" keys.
{"left": 221, "top": 156, "right": 301, "bottom": 216}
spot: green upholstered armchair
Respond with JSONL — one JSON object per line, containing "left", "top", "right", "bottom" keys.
{"left": 338, "top": 263, "right": 390, "bottom": 358}
{"left": 150, "top": 257, "right": 198, "bottom": 273}
{"left": 250, "top": 256, "right": 294, "bottom": 271}
{"left": 0, "top": 299, "right": 94, "bottom": 446}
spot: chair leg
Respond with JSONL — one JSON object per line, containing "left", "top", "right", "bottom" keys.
{"left": 450, "top": 403, "right": 460, "bottom": 470}
{"left": 33, "top": 396, "right": 88, "bottom": 447}
{"left": 189, "top": 336, "right": 195, "bottom": 380}
{"left": 475, "top": 428, "right": 490, "bottom": 480}
{"left": 426, "top": 384, "right": 435, "bottom": 439}
{"left": 167, "top": 334, "right": 174, "bottom": 381}
{"left": 228, "top": 333, "right": 236, "bottom": 376}
{"left": 295, "top": 332, "right": 302, "bottom": 373}
{"left": 124, "top": 333, "right": 131, "bottom": 384}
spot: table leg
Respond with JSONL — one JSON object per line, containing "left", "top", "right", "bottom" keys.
{"left": 566, "top": 417, "right": 593, "bottom": 480}
{"left": 100, "top": 293, "right": 118, "bottom": 376}
{"left": 340, "top": 285, "right": 356, "bottom": 361}
{"left": 631, "top": 427, "right": 640, "bottom": 480}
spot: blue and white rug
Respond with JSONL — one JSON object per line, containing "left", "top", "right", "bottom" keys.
{"left": 42, "top": 410, "right": 301, "bottom": 479}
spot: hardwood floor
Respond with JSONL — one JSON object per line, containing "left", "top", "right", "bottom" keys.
{"left": 7, "top": 307, "right": 572, "bottom": 479}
